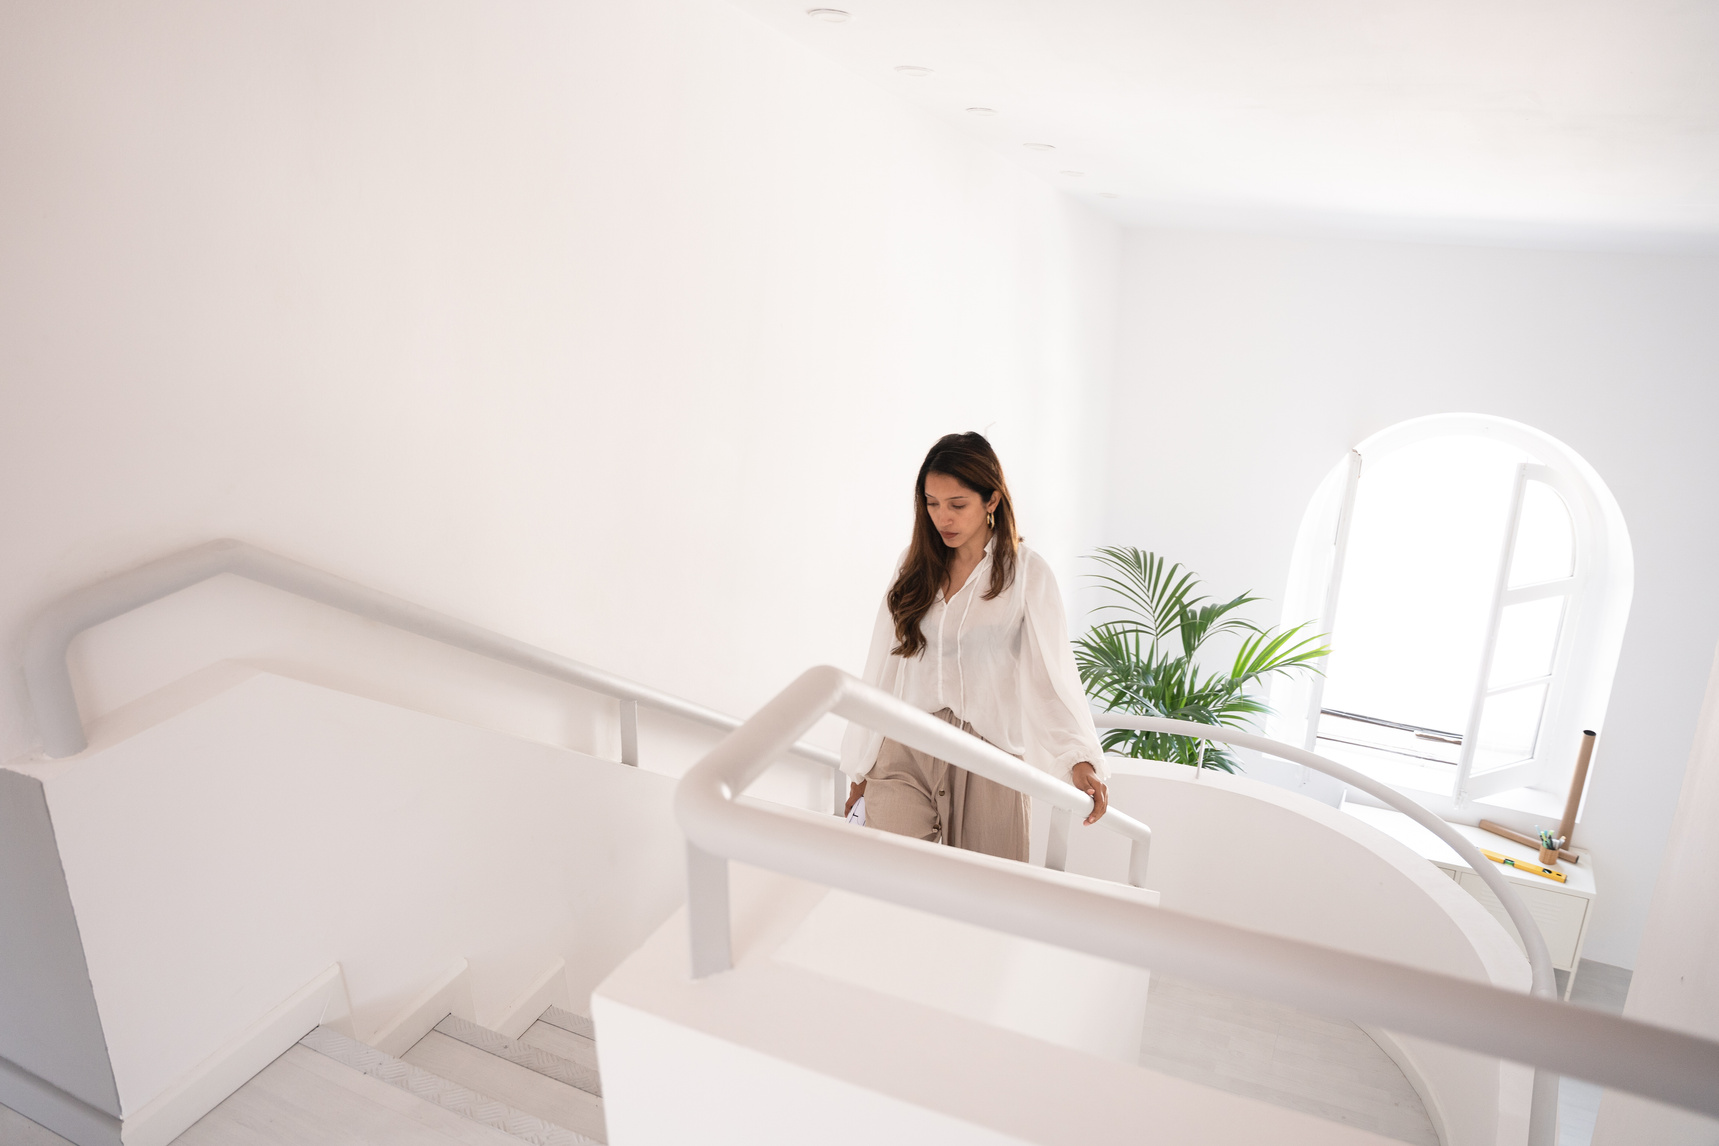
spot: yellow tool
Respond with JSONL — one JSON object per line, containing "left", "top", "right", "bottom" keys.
{"left": 1480, "top": 848, "right": 1567, "bottom": 883}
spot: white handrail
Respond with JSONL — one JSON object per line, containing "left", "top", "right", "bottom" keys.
{"left": 675, "top": 666, "right": 1719, "bottom": 1129}
{"left": 1092, "top": 712, "right": 1562, "bottom": 1144}
{"left": 22, "top": 539, "right": 842, "bottom": 787}
{"left": 839, "top": 677, "right": 1154, "bottom": 884}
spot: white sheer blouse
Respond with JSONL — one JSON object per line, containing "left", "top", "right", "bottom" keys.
{"left": 840, "top": 539, "right": 1109, "bottom": 784}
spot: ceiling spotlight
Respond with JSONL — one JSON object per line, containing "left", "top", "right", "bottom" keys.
{"left": 806, "top": 8, "right": 850, "bottom": 21}
{"left": 894, "top": 65, "right": 932, "bottom": 77}
{"left": 1098, "top": 192, "right": 1120, "bottom": 199}
{"left": 966, "top": 107, "right": 997, "bottom": 116}
{"left": 1060, "top": 170, "right": 1085, "bottom": 177}
{"left": 1023, "top": 142, "right": 1056, "bottom": 151}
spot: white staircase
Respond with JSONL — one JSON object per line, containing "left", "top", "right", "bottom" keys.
{"left": 205, "top": 1007, "right": 608, "bottom": 1146}
{"left": 8, "top": 543, "right": 1716, "bottom": 1146}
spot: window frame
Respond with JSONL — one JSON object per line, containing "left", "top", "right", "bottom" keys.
{"left": 1271, "top": 414, "right": 1633, "bottom": 814}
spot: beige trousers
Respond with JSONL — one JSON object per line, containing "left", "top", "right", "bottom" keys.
{"left": 864, "top": 708, "right": 1030, "bottom": 862}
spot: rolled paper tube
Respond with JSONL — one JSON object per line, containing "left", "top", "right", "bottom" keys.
{"left": 1558, "top": 730, "right": 1598, "bottom": 849}
{"left": 1478, "top": 819, "right": 1580, "bottom": 864}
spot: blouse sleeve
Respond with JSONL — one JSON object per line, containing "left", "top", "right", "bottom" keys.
{"left": 1020, "top": 551, "right": 1110, "bottom": 783}
{"left": 839, "top": 572, "right": 904, "bottom": 780}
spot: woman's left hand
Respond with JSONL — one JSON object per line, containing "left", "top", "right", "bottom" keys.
{"left": 1071, "top": 761, "right": 1108, "bottom": 825}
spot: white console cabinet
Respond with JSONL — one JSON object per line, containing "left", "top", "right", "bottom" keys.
{"left": 1342, "top": 803, "right": 1596, "bottom": 999}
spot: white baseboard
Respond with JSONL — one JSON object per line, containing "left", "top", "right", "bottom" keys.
{"left": 120, "top": 963, "right": 351, "bottom": 1146}
{"left": 489, "top": 958, "right": 570, "bottom": 1039}
{"left": 0, "top": 1052, "right": 123, "bottom": 1146}
{"left": 369, "top": 958, "right": 474, "bottom": 1057}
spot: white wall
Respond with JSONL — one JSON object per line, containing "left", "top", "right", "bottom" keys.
{"left": 10, "top": 667, "right": 686, "bottom": 1120}
{"left": 1103, "top": 227, "right": 1719, "bottom": 967}
{"left": 0, "top": 0, "right": 1119, "bottom": 769}
{"left": 1593, "top": 641, "right": 1719, "bottom": 1144}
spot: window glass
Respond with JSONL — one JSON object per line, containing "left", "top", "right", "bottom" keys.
{"left": 1321, "top": 435, "right": 1528, "bottom": 736}
{"left": 1509, "top": 482, "right": 1575, "bottom": 586}
{"left": 1473, "top": 682, "right": 1549, "bottom": 771}
{"left": 1489, "top": 597, "right": 1565, "bottom": 687}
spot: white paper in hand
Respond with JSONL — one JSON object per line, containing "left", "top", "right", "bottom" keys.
{"left": 846, "top": 796, "right": 865, "bottom": 826}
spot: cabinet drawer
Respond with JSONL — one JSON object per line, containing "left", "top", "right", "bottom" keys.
{"left": 1454, "top": 871, "right": 1587, "bottom": 970}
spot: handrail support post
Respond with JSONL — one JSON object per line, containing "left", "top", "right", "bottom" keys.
{"left": 1530, "top": 1068, "right": 1558, "bottom": 1146}
{"left": 619, "top": 700, "right": 640, "bottom": 767}
{"left": 686, "top": 844, "right": 732, "bottom": 979}
{"left": 1127, "top": 833, "right": 1151, "bottom": 888}
{"left": 1044, "top": 806, "right": 1071, "bottom": 872}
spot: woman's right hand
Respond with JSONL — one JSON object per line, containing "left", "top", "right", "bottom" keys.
{"left": 845, "top": 780, "right": 867, "bottom": 817}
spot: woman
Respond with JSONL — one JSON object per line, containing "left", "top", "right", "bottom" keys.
{"left": 841, "top": 432, "right": 1109, "bottom": 862}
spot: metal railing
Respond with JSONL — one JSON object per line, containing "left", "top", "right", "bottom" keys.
{"left": 675, "top": 666, "right": 1719, "bottom": 1142}
{"left": 22, "top": 540, "right": 842, "bottom": 798}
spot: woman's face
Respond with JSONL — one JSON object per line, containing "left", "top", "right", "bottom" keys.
{"left": 923, "top": 471, "right": 1001, "bottom": 551}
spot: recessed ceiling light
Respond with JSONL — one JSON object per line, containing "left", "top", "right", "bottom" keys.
{"left": 1098, "top": 192, "right": 1120, "bottom": 199}
{"left": 1023, "top": 142, "right": 1056, "bottom": 151}
{"left": 1060, "top": 170, "right": 1084, "bottom": 177}
{"left": 806, "top": 8, "right": 850, "bottom": 21}
{"left": 966, "top": 107, "right": 997, "bottom": 116}
{"left": 894, "top": 65, "right": 932, "bottom": 77}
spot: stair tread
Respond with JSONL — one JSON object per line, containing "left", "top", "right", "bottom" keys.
{"left": 538, "top": 1007, "right": 596, "bottom": 1040}
{"left": 403, "top": 1032, "right": 606, "bottom": 1145}
{"left": 295, "top": 1028, "right": 592, "bottom": 1146}
{"left": 520, "top": 1022, "right": 599, "bottom": 1071}
{"left": 435, "top": 1015, "right": 601, "bottom": 1096}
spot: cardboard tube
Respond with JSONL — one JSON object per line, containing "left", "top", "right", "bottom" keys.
{"left": 1479, "top": 819, "right": 1579, "bottom": 864}
{"left": 1558, "top": 730, "right": 1598, "bottom": 848}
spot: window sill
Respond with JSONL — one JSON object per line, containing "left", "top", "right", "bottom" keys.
{"left": 1470, "top": 784, "right": 1565, "bottom": 821}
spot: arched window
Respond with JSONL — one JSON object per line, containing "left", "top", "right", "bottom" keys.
{"left": 1272, "top": 415, "right": 1633, "bottom": 812}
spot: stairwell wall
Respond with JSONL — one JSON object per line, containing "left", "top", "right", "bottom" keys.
{"left": 0, "top": 0, "right": 1119, "bottom": 777}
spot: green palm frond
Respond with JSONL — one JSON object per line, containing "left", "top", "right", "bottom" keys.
{"left": 1084, "top": 546, "right": 1205, "bottom": 642}
{"left": 1076, "top": 547, "right": 1327, "bottom": 775}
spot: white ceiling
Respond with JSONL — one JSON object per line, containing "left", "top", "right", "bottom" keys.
{"left": 729, "top": 0, "right": 1719, "bottom": 248}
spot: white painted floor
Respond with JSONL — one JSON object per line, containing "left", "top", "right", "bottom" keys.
{"left": 1135, "top": 959, "right": 1634, "bottom": 1146}
{"left": 1138, "top": 973, "right": 1441, "bottom": 1145}
{"left": 0, "top": 1045, "right": 520, "bottom": 1146}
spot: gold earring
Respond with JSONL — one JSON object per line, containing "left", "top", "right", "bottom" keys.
{"left": 987, "top": 511, "right": 995, "bottom": 529}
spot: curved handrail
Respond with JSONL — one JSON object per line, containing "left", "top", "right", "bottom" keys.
{"left": 676, "top": 666, "right": 1719, "bottom": 1129}
{"left": 22, "top": 539, "right": 842, "bottom": 781}
{"left": 1092, "top": 712, "right": 1560, "bottom": 1145}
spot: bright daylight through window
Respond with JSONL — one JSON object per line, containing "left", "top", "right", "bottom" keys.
{"left": 1313, "top": 433, "right": 1588, "bottom": 800}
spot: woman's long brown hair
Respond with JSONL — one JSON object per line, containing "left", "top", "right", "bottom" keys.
{"left": 887, "top": 432, "right": 1019, "bottom": 657}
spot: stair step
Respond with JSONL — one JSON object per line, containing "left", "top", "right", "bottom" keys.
{"left": 520, "top": 1021, "right": 598, "bottom": 1071}
{"left": 538, "top": 1006, "right": 596, "bottom": 1040}
{"left": 404, "top": 1031, "right": 607, "bottom": 1144}
{"left": 300, "top": 1026, "right": 594, "bottom": 1146}
{"left": 435, "top": 1015, "right": 602, "bottom": 1097}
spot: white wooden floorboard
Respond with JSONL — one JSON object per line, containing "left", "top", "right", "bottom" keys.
{"left": 0, "top": 1102, "right": 79, "bottom": 1146}
{"left": 402, "top": 1032, "right": 605, "bottom": 1145}
{"left": 518, "top": 1022, "right": 600, "bottom": 1072}
{"left": 169, "top": 1044, "right": 522, "bottom": 1146}
{"left": 1138, "top": 974, "right": 1440, "bottom": 1146}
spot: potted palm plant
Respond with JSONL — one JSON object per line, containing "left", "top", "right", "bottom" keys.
{"left": 1074, "top": 547, "right": 1328, "bottom": 774}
